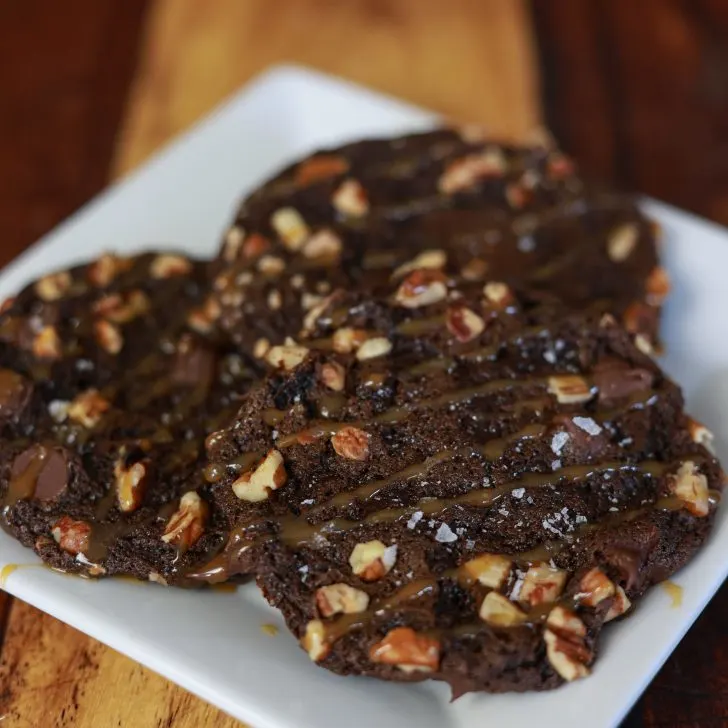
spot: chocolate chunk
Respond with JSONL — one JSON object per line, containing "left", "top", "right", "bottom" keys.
{"left": 593, "top": 359, "right": 655, "bottom": 405}
{"left": 171, "top": 334, "right": 217, "bottom": 388}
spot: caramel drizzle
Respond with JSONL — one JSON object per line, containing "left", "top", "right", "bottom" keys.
{"left": 316, "top": 491, "right": 717, "bottom": 646}
{"left": 277, "top": 377, "right": 545, "bottom": 448}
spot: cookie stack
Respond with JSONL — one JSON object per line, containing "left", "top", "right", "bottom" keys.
{"left": 0, "top": 129, "right": 721, "bottom": 695}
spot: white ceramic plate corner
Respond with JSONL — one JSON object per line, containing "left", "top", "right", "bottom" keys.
{"left": 2, "top": 65, "right": 728, "bottom": 728}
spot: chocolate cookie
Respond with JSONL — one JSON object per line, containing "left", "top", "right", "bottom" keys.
{"left": 209, "top": 128, "right": 665, "bottom": 356}
{"left": 191, "top": 278, "right": 721, "bottom": 695}
{"left": 0, "top": 252, "right": 256, "bottom": 581}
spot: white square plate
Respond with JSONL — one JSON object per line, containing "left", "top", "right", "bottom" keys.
{"left": 1, "top": 65, "right": 728, "bottom": 728}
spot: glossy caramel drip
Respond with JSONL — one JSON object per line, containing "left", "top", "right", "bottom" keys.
{"left": 278, "top": 378, "right": 544, "bottom": 448}
{"left": 2, "top": 445, "right": 49, "bottom": 508}
{"left": 395, "top": 315, "right": 446, "bottom": 336}
{"left": 661, "top": 580, "right": 683, "bottom": 607}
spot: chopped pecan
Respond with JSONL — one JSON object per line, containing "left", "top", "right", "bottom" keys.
{"left": 52, "top": 516, "right": 91, "bottom": 555}
{"left": 395, "top": 270, "right": 448, "bottom": 309}
{"left": 315, "top": 584, "right": 370, "bottom": 618}
{"left": 520, "top": 563, "right": 568, "bottom": 606}
{"left": 369, "top": 627, "right": 440, "bottom": 673}
{"left": 271, "top": 207, "right": 310, "bottom": 252}
{"left": 332, "top": 179, "right": 369, "bottom": 217}
{"left": 479, "top": 591, "right": 527, "bottom": 626}
{"left": 35, "top": 271, "right": 72, "bottom": 301}
{"left": 231, "top": 449, "right": 287, "bottom": 502}
{"left": 149, "top": 254, "right": 192, "bottom": 279}
{"left": 161, "top": 491, "right": 208, "bottom": 549}
{"left": 349, "top": 540, "right": 397, "bottom": 581}
{"left": 331, "top": 426, "right": 370, "bottom": 460}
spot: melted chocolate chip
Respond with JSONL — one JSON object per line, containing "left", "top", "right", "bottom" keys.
{"left": 593, "top": 359, "right": 655, "bottom": 405}
{"left": 172, "top": 334, "right": 217, "bottom": 388}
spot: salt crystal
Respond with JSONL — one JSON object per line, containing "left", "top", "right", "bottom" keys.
{"left": 435, "top": 523, "right": 458, "bottom": 543}
{"left": 407, "top": 511, "right": 424, "bottom": 530}
{"left": 551, "top": 431, "right": 570, "bottom": 455}
{"left": 573, "top": 416, "right": 602, "bottom": 436}
{"left": 511, "top": 487, "right": 525, "bottom": 499}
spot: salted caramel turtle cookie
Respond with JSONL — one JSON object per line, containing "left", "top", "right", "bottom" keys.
{"left": 0, "top": 252, "right": 256, "bottom": 581}
{"left": 191, "top": 279, "right": 721, "bottom": 694}
{"left": 209, "top": 128, "right": 666, "bottom": 355}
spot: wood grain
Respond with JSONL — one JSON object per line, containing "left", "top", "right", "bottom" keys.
{"left": 0, "top": 599, "right": 241, "bottom": 728}
{"left": 532, "top": 0, "right": 728, "bottom": 224}
{"left": 113, "top": 0, "right": 540, "bottom": 176}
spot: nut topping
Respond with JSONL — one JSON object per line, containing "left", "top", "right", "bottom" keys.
{"left": 315, "top": 584, "right": 370, "bottom": 618}
{"left": 369, "top": 627, "right": 440, "bottom": 673}
{"left": 295, "top": 154, "right": 349, "bottom": 186}
{"left": 349, "top": 540, "right": 397, "bottom": 581}
{"left": 257, "top": 254, "right": 286, "bottom": 276}
{"left": 221, "top": 226, "right": 244, "bottom": 261}
{"left": 395, "top": 270, "right": 448, "bottom": 309}
{"left": 149, "top": 254, "right": 192, "bottom": 279}
{"left": 87, "top": 253, "right": 132, "bottom": 287}
{"left": 438, "top": 149, "right": 506, "bottom": 194}
{"left": 688, "top": 418, "right": 715, "bottom": 453}
{"left": 241, "top": 232, "right": 271, "bottom": 259}
{"left": 93, "top": 290, "right": 150, "bottom": 324}
{"left": 271, "top": 207, "right": 310, "bottom": 252}
{"left": 332, "top": 179, "right": 369, "bottom": 217}
{"left": 462, "top": 553, "right": 512, "bottom": 589}
{"left": 605, "top": 585, "right": 632, "bottom": 622}
{"left": 253, "top": 337, "right": 271, "bottom": 359}
{"left": 520, "top": 563, "right": 568, "bottom": 606}
{"left": 67, "top": 389, "right": 111, "bottom": 429}
{"left": 331, "top": 426, "right": 370, "bottom": 460}
{"left": 161, "top": 491, "right": 208, "bottom": 549}
{"left": 302, "top": 229, "right": 342, "bottom": 260}
{"left": 94, "top": 320, "right": 124, "bottom": 355}
{"left": 35, "top": 271, "right": 72, "bottom": 301}
{"left": 332, "top": 327, "right": 369, "bottom": 354}
{"left": 578, "top": 567, "right": 616, "bottom": 607}
{"left": 51, "top": 516, "right": 91, "bottom": 555}
{"left": 607, "top": 223, "right": 639, "bottom": 262}
{"left": 446, "top": 304, "right": 485, "bottom": 343}
{"left": 231, "top": 449, "right": 287, "bottom": 502}
{"left": 645, "top": 267, "right": 671, "bottom": 306}
{"left": 669, "top": 461, "right": 709, "bottom": 517}
{"left": 392, "top": 250, "right": 447, "bottom": 281}
{"left": 547, "top": 375, "right": 594, "bottom": 405}
{"left": 479, "top": 591, "right": 527, "bottom": 626}
{"left": 355, "top": 336, "right": 392, "bottom": 361}
{"left": 544, "top": 606, "right": 591, "bottom": 682}
{"left": 115, "top": 460, "right": 148, "bottom": 513}
{"left": 32, "top": 325, "right": 62, "bottom": 359}
{"left": 461, "top": 258, "right": 489, "bottom": 281}
{"left": 265, "top": 341, "right": 310, "bottom": 371}
{"left": 302, "top": 620, "right": 330, "bottom": 662}
{"left": 320, "top": 361, "right": 346, "bottom": 391}
{"left": 187, "top": 296, "right": 222, "bottom": 334}
{"left": 482, "top": 281, "right": 513, "bottom": 308}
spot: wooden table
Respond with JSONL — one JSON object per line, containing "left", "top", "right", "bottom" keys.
{"left": 2, "top": 1, "right": 728, "bottom": 725}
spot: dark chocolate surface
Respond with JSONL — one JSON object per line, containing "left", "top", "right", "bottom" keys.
{"left": 211, "top": 128, "right": 665, "bottom": 355}
{"left": 0, "top": 252, "right": 256, "bottom": 581}
{"left": 192, "top": 277, "right": 721, "bottom": 695}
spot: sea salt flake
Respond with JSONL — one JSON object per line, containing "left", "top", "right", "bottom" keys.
{"left": 543, "top": 348, "right": 557, "bottom": 364}
{"left": 575, "top": 514, "right": 588, "bottom": 524}
{"left": 511, "top": 487, "right": 525, "bottom": 499}
{"left": 407, "top": 511, "right": 424, "bottom": 530}
{"left": 573, "top": 416, "right": 602, "bottom": 436}
{"left": 551, "top": 431, "right": 570, "bottom": 455}
{"left": 300, "top": 498, "right": 314, "bottom": 506}
{"left": 498, "top": 508, "right": 509, "bottom": 517}
{"left": 551, "top": 459, "right": 562, "bottom": 471}
{"left": 435, "top": 523, "right": 458, "bottom": 543}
